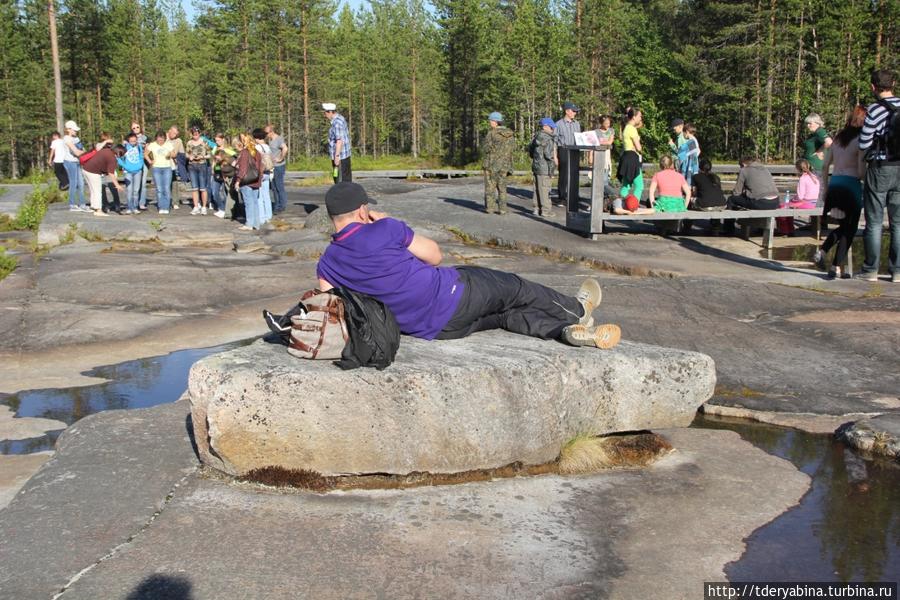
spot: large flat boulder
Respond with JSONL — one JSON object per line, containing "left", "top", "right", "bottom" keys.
{"left": 189, "top": 333, "right": 716, "bottom": 476}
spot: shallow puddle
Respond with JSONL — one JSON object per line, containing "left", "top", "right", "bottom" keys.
{"left": 0, "top": 339, "right": 251, "bottom": 454}
{"left": 694, "top": 414, "right": 900, "bottom": 581}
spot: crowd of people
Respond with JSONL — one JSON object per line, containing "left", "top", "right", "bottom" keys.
{"left": 49, "top": 121, "right": 291, "bottom": 230}
{"left": 485, "top": 69, "right": 897, "bottom": 281}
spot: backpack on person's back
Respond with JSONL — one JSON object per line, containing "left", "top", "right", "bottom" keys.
{"left": 876, "top": 98, "right": 900, "bottom": 162}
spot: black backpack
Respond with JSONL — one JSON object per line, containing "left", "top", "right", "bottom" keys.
{"left": 876, "top": 99, "right": 900, "bottom": 161}
{"left": 332, "top": 287, "right": 400, "bottom": 371}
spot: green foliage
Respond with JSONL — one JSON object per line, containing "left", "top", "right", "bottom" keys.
{"left": 0, "top": 246, "right": 17, "bottom": 281}
{"left": 0, "top": 0, "right": 897, "bottom": 171}
{"left": 11, "top": 180, "right": 63, "bottom": 231}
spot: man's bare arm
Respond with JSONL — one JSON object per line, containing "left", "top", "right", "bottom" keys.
{"left": 407, "top": 233, "right": 442, "bottom": 266}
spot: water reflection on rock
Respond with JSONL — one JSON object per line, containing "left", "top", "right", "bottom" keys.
{"left": 0, "top": 340, "right": 251, "bottom": 455}
{"left": 695, "top": 414, "right": 900, "bottom": 582}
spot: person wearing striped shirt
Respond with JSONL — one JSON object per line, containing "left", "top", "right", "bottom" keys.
{"left": 555, "top": 101, "right": 581, "bottom": 211}
{"left": 323, "top": 102, "right": 352, "bottom": 183}
{"left": 858, "top": 69, "right": 900, "bottom": 282}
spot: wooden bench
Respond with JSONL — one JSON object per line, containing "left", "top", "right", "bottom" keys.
{"left": 579, "top": 208, "right": 824, "bottom": 248}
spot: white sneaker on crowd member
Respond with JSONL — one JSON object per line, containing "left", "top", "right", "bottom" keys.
{"left": 159, "top": 209, "right": 169, "bottom": 214}
{"left": 201, "top": 207, "right": 208, "bottom": 216}
{"left": 214, "top": 210, "right": 225, "bottom": 219}
{"left": 191, "top": 206, "right": 201, "bottom": 215}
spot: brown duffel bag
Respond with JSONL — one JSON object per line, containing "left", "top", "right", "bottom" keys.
{"left": 287, "top": 289, "right": 349, "bottom": 360}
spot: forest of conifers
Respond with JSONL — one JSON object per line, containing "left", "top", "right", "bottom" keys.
{"left": 0, "top": 0, "right": 898, "bottom": 177}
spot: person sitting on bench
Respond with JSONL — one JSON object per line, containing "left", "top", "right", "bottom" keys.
{"left": 727, "top": 157, "right": 780, "bottom": 210}
{"left": 316, "top": 182, "right": 621, "bottom": 349}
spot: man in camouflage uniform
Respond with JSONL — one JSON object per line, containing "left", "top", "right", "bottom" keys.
{"left": 482, "top": 112, "right": 516, "bottom": 214}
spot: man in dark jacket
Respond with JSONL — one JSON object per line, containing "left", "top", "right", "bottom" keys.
{"left": 531, "top": 118, "right": 558, "bottom": 217}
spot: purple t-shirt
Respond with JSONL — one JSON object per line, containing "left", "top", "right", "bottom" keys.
{"left": 316, "top": 218, "right": 464, "bottom": 339}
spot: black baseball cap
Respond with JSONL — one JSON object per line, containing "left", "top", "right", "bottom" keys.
{"left": 670, "top": 118, "right": 685, "bottom": 128}
{"left": 325, "top": 182, "right": 377, "bottom": 216}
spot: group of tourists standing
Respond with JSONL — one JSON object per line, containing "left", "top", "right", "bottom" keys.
{"left": 49, "top": 120, "right": 290, "bottom": 230}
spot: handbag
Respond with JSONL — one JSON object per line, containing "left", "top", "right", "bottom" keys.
{"left": 287, "top": 290, "right": 349, "bottom": 360}
{"left": 240, "top": 152, "right": 260, "bottom": 185}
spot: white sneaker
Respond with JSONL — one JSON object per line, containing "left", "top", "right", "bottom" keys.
{"left": 214, "top": 210, "right": 225, "bottom": 219}
{"left": 191, "top": 206, "right": 201, "bottom": 215}
{"left": 201, "top": 207, "right": 208, "bottom": 216}
{"left": 172, "top": 202, "right": 180, "bottom": 210}
{"left": 159, "top": 209, "right": 169, "bottom": 214}
{"left": 575, "top": 278, "right": 602, "bottom": 326}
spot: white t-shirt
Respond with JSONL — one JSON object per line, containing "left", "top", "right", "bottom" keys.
{"left": 62, "top": 135, "right": 80, "bottom": 162}
{"left": 50, "top": 138, "right": 67, "bottom": 163}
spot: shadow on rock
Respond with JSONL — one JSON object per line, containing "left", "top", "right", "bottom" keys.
{"left": 126, "top": 574, "right": 195, "bottom": 600}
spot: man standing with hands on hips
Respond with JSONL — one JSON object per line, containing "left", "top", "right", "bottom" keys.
{"left": 323, "top": 102, "right": 352, "bottom": 183}
{"left": 555, "top": 101, "right": 581, "bottom": 210}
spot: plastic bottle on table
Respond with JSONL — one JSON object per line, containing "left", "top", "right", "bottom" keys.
{"left": 783, "top": 191, "right": 791, "bottom": 207}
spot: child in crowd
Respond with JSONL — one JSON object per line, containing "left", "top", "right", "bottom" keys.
{"left": 678, "top": 124, "right": 700, "bottom": 185}
{"left": 793, "top": 159, "right": 820, "bottom": 209}
{"left": 48, "top": 132, "right": 69, "bottom": 191}
{"left": 118, "top": 131, "right": 145, "bottom": 214}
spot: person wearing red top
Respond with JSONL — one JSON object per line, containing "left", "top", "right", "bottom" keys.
{"left": 82, "top": 136, "right": 125, "bottom": 217}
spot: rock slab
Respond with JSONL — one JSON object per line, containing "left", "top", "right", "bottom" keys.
{"left": 839, "top": 413, "right": 900, "bottom": 460}
{"left": 189, "top": 333, "right": 716, "bottom": 476}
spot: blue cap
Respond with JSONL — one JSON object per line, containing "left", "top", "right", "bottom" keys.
{"left": 563, "top": 101, "right": 580, "bottom": 112}
{"left": 488, "top": 111, "right": 504, "bottom": 122}
{"left": 540, "top": 117, "right": 556, "bottom": 129}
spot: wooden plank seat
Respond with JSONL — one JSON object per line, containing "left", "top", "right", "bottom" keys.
{"left": 584, "top": 208, "right": 824, "bottom": 248}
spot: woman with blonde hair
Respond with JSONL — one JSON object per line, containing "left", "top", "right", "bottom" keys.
{"left": 649, "top": 154, "right": 691, "bottom": 212}
{"left": 234, "top": 132, "right": 263, "bottom": 230}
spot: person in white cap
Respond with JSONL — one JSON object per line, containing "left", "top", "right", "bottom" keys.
{"left": 62, "top": 120, "right": 89, "bottom": 212}
{"left": 322, "top": 102, "right": 351, "bottom": 183}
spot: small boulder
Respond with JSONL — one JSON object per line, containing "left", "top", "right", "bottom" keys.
{"left": 190, "top": 333, "right": 716, "bottom": 477}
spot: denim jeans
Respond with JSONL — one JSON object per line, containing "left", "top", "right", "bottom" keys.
{"left": 153, "top": 167, "right": 173, "bottom": 211}
{"left": 138, "top": 165, "right": 148, "bottom": 208}
{"left": 210, "top": 176, "right": 226, "bottom": 213}
{"left": 862, "top": 163, "right": 900, "bottom": 276}
{"left": 272, "top": 164, "right": 287, "bottom": 212}
{"left": 124, "top": 171, "right": 142, "bottom": 212}
{"left": 260, "top": 173, "right": 272, "bottom": 223}
{"left": 63, "top": 161, "right": 85, "bottom": 208}
{"left": 188, "top": 163, "right": 210, "bottom": 191}
{"left": 241, "top": 185, "right": 260, "bottom": 228}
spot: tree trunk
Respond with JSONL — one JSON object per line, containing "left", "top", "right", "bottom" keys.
{"left": 411, "top": 46, "right": 418, "bottom": 158}
{"left": 301, "top": 19, "right": 310, "bottom": 156}
{"left": 48, "top": 0, "right": 64, "bottom": 133}
{"left": 791, "top": 3, "right": 805, "bottom": 163}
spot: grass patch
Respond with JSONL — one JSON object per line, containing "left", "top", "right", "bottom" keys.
{"left": 558, "top": 433, "right": 672, "bottom": 474}
{"left": 77, "top": 229, "right": 106, "bottom": 242}
{"left": 0, "top": 246, "right": 17, "bottom": 281}
{"left": 810, "top": 233, "right": 891, "bottom": 273}
{"left": 715, "top": 384, "right": 767, "bottom": 399}
{"left": 287, "top": 154, "right": 445, "bottom": 172}
{"left": 59, "top": 223, "right": 78, "bottom": 245}
{"left": 148, "top": 220, "right": 165, "bottom": 232}
{"left": 293, "top": 174, "right": 334, "bottom": 187}
{"left": 445, "top": 226, "right": 478, "bottom": 245}
{"left": 862, "top": 283, "right": 884, "bottom": 298}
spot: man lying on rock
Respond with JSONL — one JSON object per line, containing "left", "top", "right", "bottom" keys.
{"left": 315, "top": 182, "right": 621, "bottom": 349}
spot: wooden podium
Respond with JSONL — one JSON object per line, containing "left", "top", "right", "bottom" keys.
{"left": 560, "top": 144, "right": 611, "bottom": 240}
